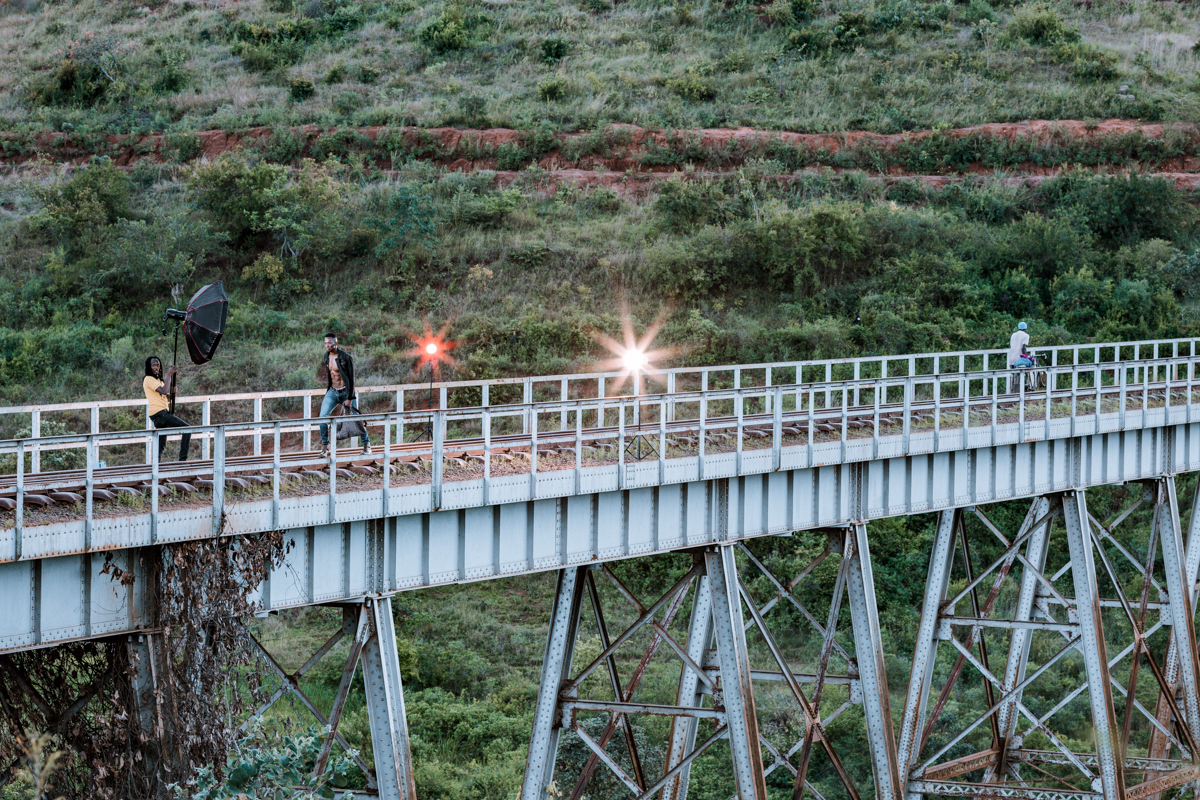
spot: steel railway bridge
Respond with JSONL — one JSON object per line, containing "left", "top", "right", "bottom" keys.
{"left": 3, "top": 338, "right": 1200, "bottom": 799}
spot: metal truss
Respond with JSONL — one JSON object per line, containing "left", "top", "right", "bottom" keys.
{"left": 521, "top": 495, "right": 902, "bottom": 800}
{"left": 897, "top": 480, "right": 1200, "bottom": 800}
{"left": 246, "top": 597, "right": 416, "bottom": 800}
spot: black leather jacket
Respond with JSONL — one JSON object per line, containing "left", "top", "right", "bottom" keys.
{"left": 318, "top": 349, "right": 356, "bottom": 399}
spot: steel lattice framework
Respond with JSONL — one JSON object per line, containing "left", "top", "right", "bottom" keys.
{"left": 3, "top": 339, "right": 1200, "bottom": 800}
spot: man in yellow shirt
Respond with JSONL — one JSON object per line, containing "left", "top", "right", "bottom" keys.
{"left": 143, "top": 356, "right": 191, "bottom": 462}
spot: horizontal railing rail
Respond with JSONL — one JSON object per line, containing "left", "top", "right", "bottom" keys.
{"left": 3, "top": 337, "right": 1196, "bottom": 471}
{"left": 1, "top": 352, "right": 1197, "bottom": 553}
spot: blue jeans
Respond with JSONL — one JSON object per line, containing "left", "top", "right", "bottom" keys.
{"left": 319, "top": 388, "right": 370, "bottom": 448}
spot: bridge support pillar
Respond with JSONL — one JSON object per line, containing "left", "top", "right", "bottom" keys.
{"left": 661, "top": 573, "right": 713, "bottom": 800}
{"left": 897, "top": 508, "right": 959, "bottom": 799}
{"left": 989, "top": 496, "right": 1056, "bottom": 783}
{"left": 1063, "top": 489, "right": 1125, "bottom": 800}
{"left": 128, "top": 632, "right": 164, "bottom": 744}
{"left": 363, "top": 596, "right": 418, "bottom": 800}
{"left": 1149, "top": 476, "right": 1200, "bottom": 787}
{"left": 705, "top": 544, "right": 768, "bottom": 800}
{"left": 844, "top": 523, "right": 902, "bottom": 800}
{"left": 521, "top": 566, "right": 586, "bottom": 800}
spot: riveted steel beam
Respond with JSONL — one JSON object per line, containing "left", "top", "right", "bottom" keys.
{"left": 898, "top": 509, "right": 959, "bottom": 797}
{"left": 705, "top": 544, "right": 768, "bottom": 799}
{"left": 846, "top": 522, "right": 903, "bottom": 800}
{"left": 521, "top": 567, "right": 586, "bottom": 800}
{"left": 662, "top": 572, "right": 714, "bottom": 800}
{"left": 1062, "top": 490, "right": 1125, "bottom": 800}
{"left": 362, "top": 597, "right": 417, "bottom": 800}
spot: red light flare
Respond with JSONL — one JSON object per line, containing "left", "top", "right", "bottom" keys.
{"left": 406, "top": 322, "right": 457, "bottom": 380}
{"left": 591, "top": 302, "right": 682, "bottom": 395}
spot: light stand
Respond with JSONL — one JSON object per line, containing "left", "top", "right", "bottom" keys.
{"left": 624, "top": 367, "right": 658, "bottom": 461}
{"left": 409, "top": 344, "right": 439, "bottom": 442}
{"left": 162, "top": 308, "right": 185, "bottom": 413}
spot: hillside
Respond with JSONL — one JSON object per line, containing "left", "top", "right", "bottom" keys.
{"left": 0, "top": 0, "right": 1196, "bottom": 136}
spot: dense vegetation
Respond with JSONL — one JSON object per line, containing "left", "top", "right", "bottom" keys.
{"left": 0, "top": 0, "right": 1197, "bottom": 135}
{"left": 0, "top": 154, "right": 1196, "bottom": 411}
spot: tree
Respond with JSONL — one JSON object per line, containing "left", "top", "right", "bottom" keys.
{"left": 372, "top": 183, "right": 439, "bottom": 260}
{"left": 105, "top": 212, "right": 226, "bottom": 303}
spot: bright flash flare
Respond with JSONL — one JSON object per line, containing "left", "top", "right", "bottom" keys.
{"left": 591, "top": 301, "right": 683, "bottom": 394}
{"left": 622, "top": 348, "right": 649, "bottom": 371}
{"left": 405, "top": 321, "right": 457, "bottom": 379}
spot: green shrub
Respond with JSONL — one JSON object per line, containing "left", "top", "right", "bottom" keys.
{"left": 265, "top": 126, "right": 304, "bottom": 162}
{"left": 1164, "top": 249, "right": 1200, "bottom": 299}
{"left": 539, "top": 36, "right": 570, "bottom": 63}
{"left": 975, "top": 213, "right": 1093, "bottom": 302}
{"left": 355, "top": 63, "right": 381, "bottom": 84}
{"left": 236, "top": 39, "right": 304, "bottom": 72}
{"left": 494, "top": 142, "right": 531, "bottom": 169}
{"left": 653, "top": 177, "right": 733, "bottom": 231}
{"left": 419, "top": 6, "right": 488, "bottom": 53}
{"left": 871, "top": 0, "right": 948, "bottom": 32}
{"left": 332, "top": 89, "right": 363, "bottom": 115}
{"left": 164, "top": 131, "right": 202, "bottom": 162}
{"left": 151, "top": 47, "right": 191, "bottom": 94}
{"left": 665, "top": 66, "right": 717, "bottom": 101}
{"left": 457, "top": 94, "right": 487, "bottom": 125}
{"left": 324, "top": 61, "right": 348, "bottom": 83}
{"left": 786, "top": 25, "right": 834, "bottom": 55}
{"left": 789, "top": 0, "right": 815, "bottom": 22}
{"left": 311, "top": 128, "right": 368, "bottom": 160}
{"left": 1041, "top": 171, "right": 1192, "bottom": 246}
{"left": 289, "top": 76, "right": 315, "bottom": 100}
{"left": 536, "top": 75, "right": 570, "bottom": 101}
{"left": 1056, "top": 43, "right": 1118, "bottom": 81}
{"left": 29, "top": 59, "right": 109, "bottom": 108}
{"left": 1008, "top": 2, "right": 1079, "bottom": 45}
{"left": 832, "top": 11, "right": 870, "bottom": 47}
{"left": 30, "top": 158, "right": 134, "bottom": 252}
{"left": 187, "top": 156, "right": 291, "bottom": 244}
{"left": 651, "top": 28, "right": 676, "bottom": 52}
{"left": 886, "top": 179, "right": 926, "bottom": 204}
{"left": 458, "top": 187, "right": 524, "bottom": 226}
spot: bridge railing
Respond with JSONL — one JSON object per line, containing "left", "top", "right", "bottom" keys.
{"left": 1, "top": 353, "right": 1197, "bottom": 549}
{"left": 1, "top": 337, "right": 1196, "bottom": 473}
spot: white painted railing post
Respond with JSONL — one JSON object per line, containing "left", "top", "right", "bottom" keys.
{"left": 150, "top": 428, "right": 159, "bottom": 544}
{"left": 383, "top": 414, "right": 393, "bottom": 516}
{"left": 617, "top": 399, "right": 625, "bottom": 490}
{"left": 202, "top": 400, "right": 211, "bottom": 459}
{"left": 15, "top": 441, "right": 23, "bottom": 556}
{"left": 253, "top": 397, "right": 262, "bottom": 456}
{"left": 432, "top": 410, "right": 444, "bottom": 510}
{"left": 482, "top": 408, "right": 491, "bottom": 507}
{"left": 772, "top": 385, "right": 782, "bottom": 471}
{"left": 272, "top": 421, "right": 281, "bottom": 530}
{"left": 529, "top": 406, "right": 538, "bottom": 499}
{"left": 523, "top": 379, "right": 532, "bottom": 434}
{"left": 212, "top": 427, "right": 225, "bottom": 536}
{"left": 302, "top": 394, "right": 311, "bottom": 453}
{"left": 84, "top": 435, "right": 94, "bottom": 550}
{"left": 30, "top": 409, "right": 39, "bottom": 474}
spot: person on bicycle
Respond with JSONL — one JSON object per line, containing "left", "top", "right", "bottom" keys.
{"left": 1008, "top": 321, "right": 1031, "bottom": 368}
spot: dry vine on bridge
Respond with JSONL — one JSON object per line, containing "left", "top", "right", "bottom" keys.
{"left": 0, "top": 530, "right": 288, "bottom": 797}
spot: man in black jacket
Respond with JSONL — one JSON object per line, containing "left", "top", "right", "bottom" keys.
{"left": 318, "top": 333, "right": 370, "bottom": 456}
